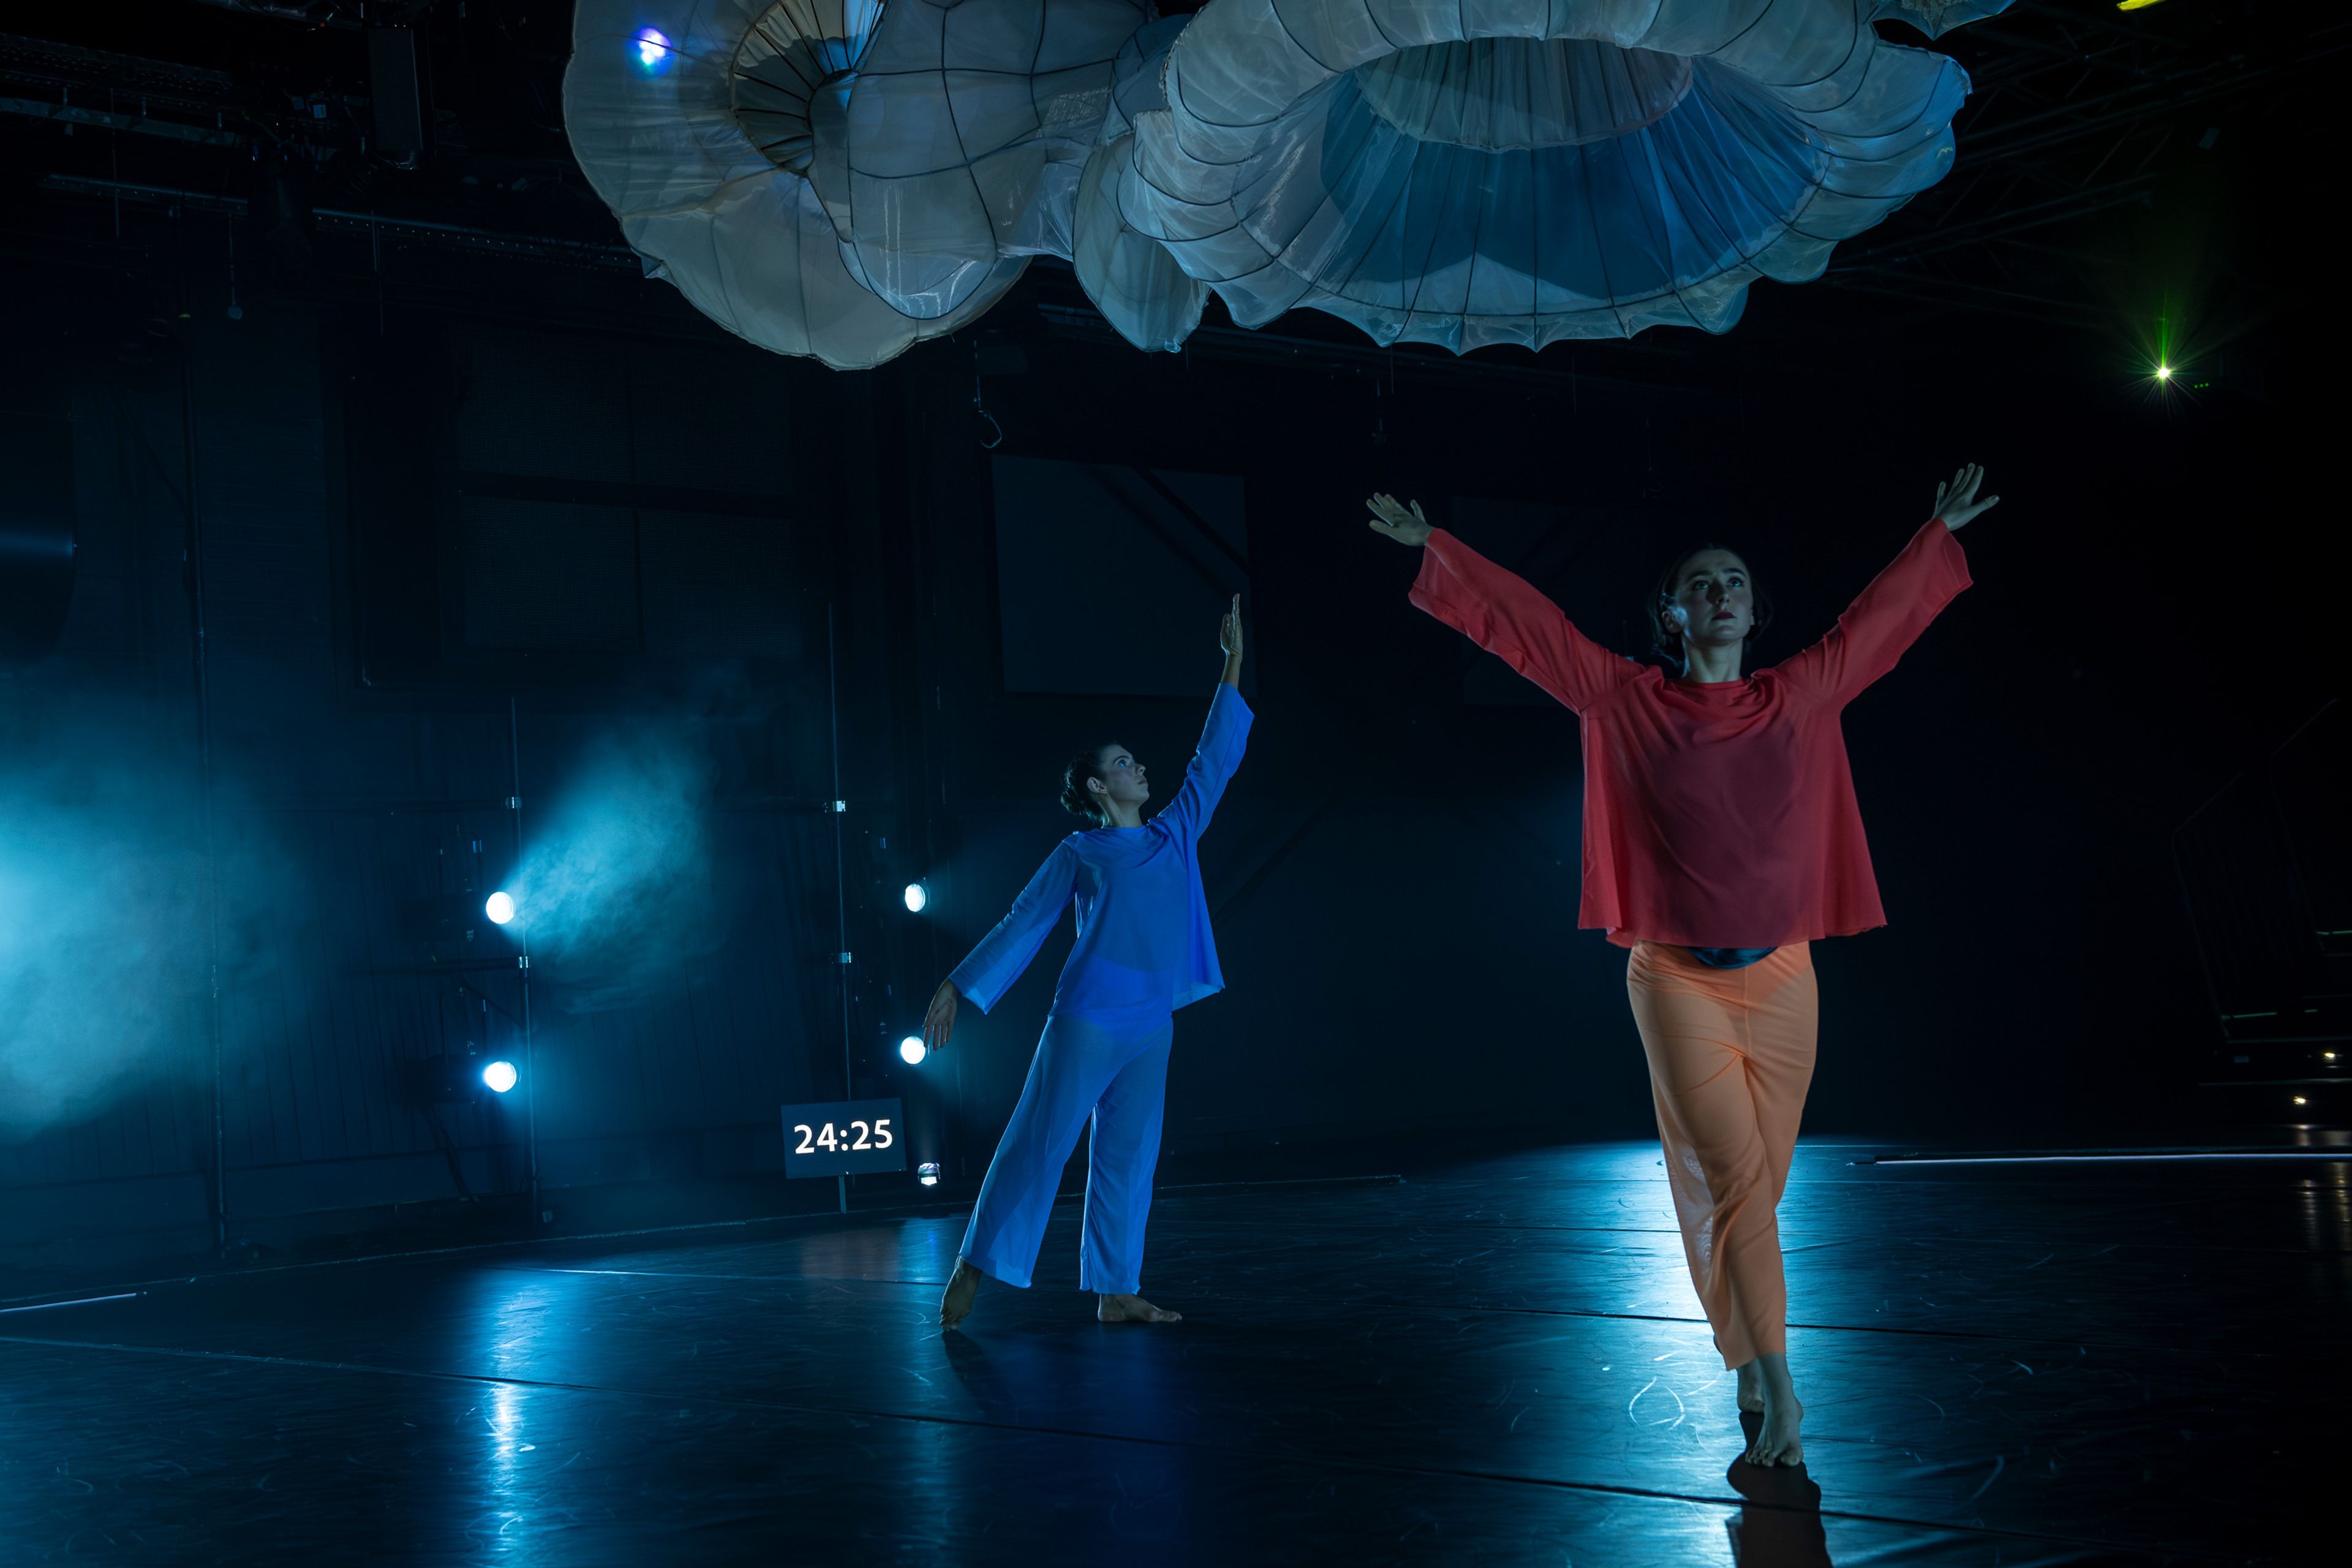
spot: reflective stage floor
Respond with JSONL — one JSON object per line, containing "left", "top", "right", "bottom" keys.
{"left": 0, "top": 1142, "right": 2336, "bottom": 1564}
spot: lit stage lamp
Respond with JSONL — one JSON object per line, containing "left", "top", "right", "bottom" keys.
{"left": 903, "top": 882, "right": 929, "bottom": 913}
{"left": 2155, "top": 364, "right": 2173, "bottom": 381}
{"left": 918, "top": 1162, "right": 941, "bottom": 1186}
{"left": 899, "top": 1035, "right": 927, "bottom": 1065}
{"left": 484, "top": 891, "right": 516, "bottom": 925}
{"left": 633, "top": 27, "right": 673, "bottom": 70}
{"left": 483, "top": 1060, "right": 519, "bottom": 1095}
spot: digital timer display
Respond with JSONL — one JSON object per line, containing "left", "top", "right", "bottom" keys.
{"left": 778, "top": 1097, "right": 907, "bottom": 1177}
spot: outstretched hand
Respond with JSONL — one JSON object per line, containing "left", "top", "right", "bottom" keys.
{"left": 921, "top": 979, "right": 960, "bottom": 1055}
{"left": 1366, "top": 493, "right": 1433, "bottom": 546}
{"left": 1934, "top": 464, "right": 2000, "bottom": 531}
{"left": 1219, "top": 594, "right": 1243, "bottom": 661}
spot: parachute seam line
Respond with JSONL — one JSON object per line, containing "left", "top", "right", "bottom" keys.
{"left": 1575, "top": 124, "right": 1629, "bottom": 336}
{"left": 1747, "top": 6, "right": 1862, "bottom": 97}
{"left": 856, "top": 67, "right": 1053, "bottom": 80}
{"left": 1127, "top": 155, "right": 1251, "bottom": 248}
{"left": 1273, "top": 85, "right": 1363, "bottom": 303}
{"left": 1389, "top": 127, "right": 1461, "bottom": 330}
{"left": 1660, "top": 83, "right": 1772, "bottom": 283}
{"left": 1456, "top": 138, "right": 1494, "bottom": 345}
{"left": 1023, "top": 0, "right": 1050, "bottom": 247}
{"left": 1711, "top": 0, "right": 1786, "bottom": 69}
{"left": 1352, "top": 30, "right": 1455, "bottom": 326}
{"left": 1796, "top": 0, "right": 1873, "bottom": 99}
{"left": 1867, "top": 56, "right": 1961, "bottom": 145}
{"left": 617, "top": 168, "right": 797, "bottom": 222}
{"left": 1689, "top": 66, "right": 1845, "bottom": 256}
{"left": 1317, "top": 88, "right": 1408, "bottom": 306}
{"left": 1321, "top": 86, "right": 1417, "bottom": 304}
{"left": 1265, "top": 0, "right": 1341, "bottom": 77}
{"left": 1528, "top": 134, "right": 1542, "bottom": 338}
{"left": 1629, "top": 111, "right": 1703, "bottom": 330}
{"left": 1670, "top": 70, "right": 1790, "bottom": 272}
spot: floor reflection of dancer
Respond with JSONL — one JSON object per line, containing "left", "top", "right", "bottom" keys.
{"left": 1368, "top": 470, "right": 2000, "bottom": 1466}
{"left": 929, "top": 597, "right": 1251, "bottom": 1330}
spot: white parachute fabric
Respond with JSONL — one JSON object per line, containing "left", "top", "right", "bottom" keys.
{"left": 1112, "top": 0, "right": 1980, "bottom": 352}
{"left": 566, "top": 0, "right": 1144, "bottom": 369}
{"left": 1074, "top": 17, "right": 1207, "bottom": 353}
{"left": 566, "top": 0, "right": 2016, "bottom": 366}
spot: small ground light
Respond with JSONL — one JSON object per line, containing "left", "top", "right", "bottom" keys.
{"left": 484, "top": 891, "right": 516, "bottom": 925}
{"left": 899, "top": 1035, "right": 927, "bottom": 1065}
{"left": 483, "top": 1060, "right": 519, "bottom": 1094}
{"left": 918, "top": 1162, "right": 940, "bottom": 1186}
{"left": 903, "top": 882, "right": 929, "bottom": 913}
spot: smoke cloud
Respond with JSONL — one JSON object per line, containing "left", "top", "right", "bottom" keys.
{"left": 505, "top": 722, "right": 722, "bottom": 1013}
{"left": 0, "top": 705, "right": 219, "bottom": 1134}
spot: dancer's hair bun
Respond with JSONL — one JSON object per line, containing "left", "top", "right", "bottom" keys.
{"left": 1060, "top": 745, "right": 1117, "bottom": 824}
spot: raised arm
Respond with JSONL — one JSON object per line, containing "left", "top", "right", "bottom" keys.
{"left": 1155, "top": 595, "right": 1254, "bottom": 842}
{"left": 1369, "top": 494, "right": 1638, "bottom": 714}
{"left": 924, "top": 842, "right": 1080, "bottom": 1051}
{"left": 1775, "top": 467, "right": 1990, "bottom": 706}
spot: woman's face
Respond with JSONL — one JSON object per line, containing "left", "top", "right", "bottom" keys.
{"left": 1661, "top": 549, "right": 1755, "bottom": 653}
{"left": 1089, "top": 744, "right": 1150, "bottom": 815}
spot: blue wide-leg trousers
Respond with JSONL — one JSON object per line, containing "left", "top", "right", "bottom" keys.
{"left": 959, "top": 1008, "right": 1173, "bottom": 1294}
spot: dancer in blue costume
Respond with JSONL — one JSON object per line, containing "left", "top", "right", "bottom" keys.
{"left": 929, "top": 596, "right": 1250, "bottom": 1329}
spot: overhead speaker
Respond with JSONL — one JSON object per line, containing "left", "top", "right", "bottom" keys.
{"left": 368, "top": 24, "right": 434, "bottom": 161}
{"left": 0, "top": 412, "right": 77, "bottom": 670}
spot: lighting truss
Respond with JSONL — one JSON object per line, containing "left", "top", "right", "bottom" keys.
{"left": 1823, "top": 1, "right": 2349, "bottom": 327}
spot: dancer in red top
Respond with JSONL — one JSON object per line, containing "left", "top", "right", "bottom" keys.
{"left": 1370, "top": 466, "right": 1999, "bottom": 1468}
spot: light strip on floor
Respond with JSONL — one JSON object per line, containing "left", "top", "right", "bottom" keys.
{"left": 0, "top": 1292, "right": 144, "bottom": 1315}
{"left": 1868, "top": 1152, "right": 2351, "bottom": 1166}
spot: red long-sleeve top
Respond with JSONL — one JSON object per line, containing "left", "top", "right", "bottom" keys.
{"left": 1409, "top": 520, "right": 1972, "bottom": 948}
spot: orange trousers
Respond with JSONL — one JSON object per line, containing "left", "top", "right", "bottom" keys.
{"left": 1625, "top": 941, "right": 1819, "bottom": 1369}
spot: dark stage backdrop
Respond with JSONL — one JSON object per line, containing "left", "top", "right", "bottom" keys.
{"left": 0, "top": 291, "right": 911, "bottom": 1270}
{"left": 0, "top": 229, "right": 2326, "bottom": 1271}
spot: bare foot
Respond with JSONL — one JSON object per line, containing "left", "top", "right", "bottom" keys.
{"left": 1741, "top": 1352, "right": 1804, "bottom": 1468}
{"left": 1096, "top": 1292, "right": 1182, "bottom": 1324}
{"left": 938, "top": 1259, "right": 982, "bottom": 1330}
{"left": 1735, "top": 1359, "right": 1766, "bottom": 1414}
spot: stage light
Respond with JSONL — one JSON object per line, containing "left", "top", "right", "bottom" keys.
{"left": 635, "top": 28, "right": 673, "bottom": 69}
{"left": 2154, "top": 364, "right": 2172, "bottom": 380}
{"left": 2324, "top": 1051, "right": 2339, "bottom": 1062}
{"left": 2116, "top": 0, "right": 2166, "bottom": 10}
{"left": 484, "top": 891, "right": 516, "bottom": 926}
{"left": 903, "top": 882, "right": 929, "bottom": 913}
{"left": 483, "top": 1060, "right": 519, "bottom": 1094}
{"left": 918, "top": 1162, "right": 941, "bottom": 1186}
{"left": 899, "top": 1035, "right": 927, "bottom": 1065}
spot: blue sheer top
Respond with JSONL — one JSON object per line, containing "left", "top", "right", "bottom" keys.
{"left": 950, "top": 686, "right": 1253, "bottom": 1020}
